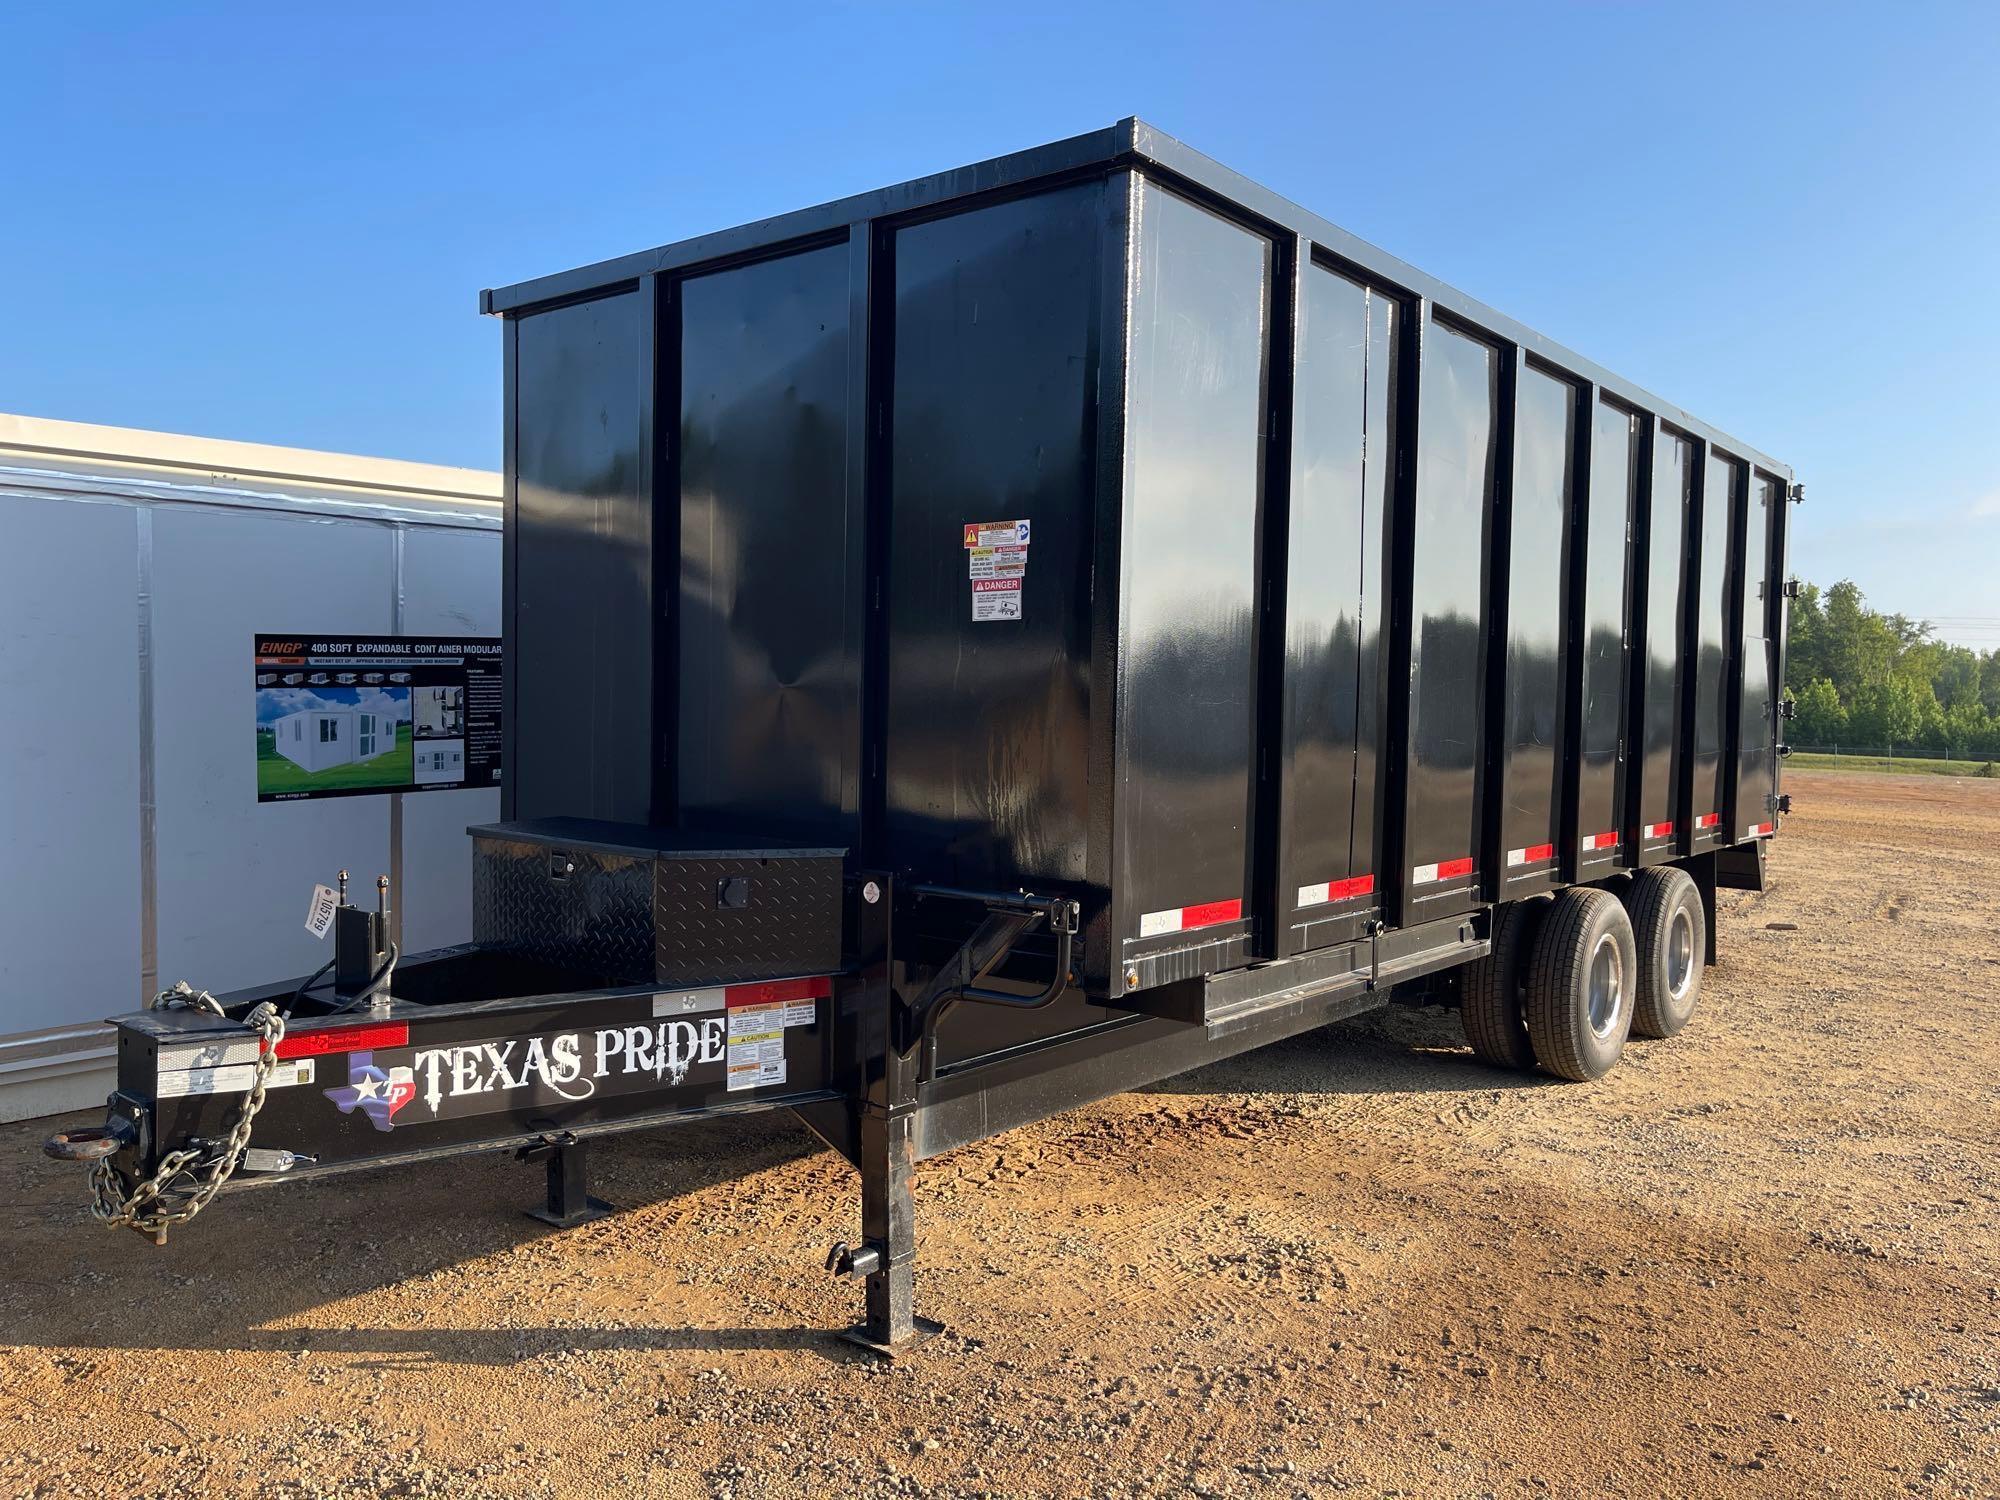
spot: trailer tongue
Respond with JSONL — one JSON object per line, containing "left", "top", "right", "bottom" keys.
{"left": 45, "top": 119, "right": 1794, "bottom": 1352}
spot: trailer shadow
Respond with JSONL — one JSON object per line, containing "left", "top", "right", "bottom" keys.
{"left": 1139, "top": 1002, "right": 1561, "bottom": 1098}
{"left": 9, "top": 1108, "right": 870, "bottom": 1368}
{"left": 13, "top": 1006, "right": 1540, "bottom": 1368}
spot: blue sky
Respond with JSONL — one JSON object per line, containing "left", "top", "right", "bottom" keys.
{"left": 4, "top": 3, "right": 1995, "bottom": 647}
{"left": 256, "top": 686, "right": 407, "bottom": 725}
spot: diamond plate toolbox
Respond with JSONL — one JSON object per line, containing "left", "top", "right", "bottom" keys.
{"left": 470, "top": 819, "right": 844, "bottom": 985}
{"left": 653, "top": 855, "right": 842, "bottom": 984}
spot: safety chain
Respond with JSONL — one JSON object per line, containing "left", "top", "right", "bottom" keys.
{"left": 87, "top": 984, "right": 287, "bottom": 1239}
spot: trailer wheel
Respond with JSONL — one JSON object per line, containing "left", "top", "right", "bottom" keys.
{"left": 1626, "top": 866, "right": 1705, "bottom": 1039}
{"left": 1458, "top": 896, "right": 1549, "bottom": 1070}
{"left": 1523, "top": 887, "right": 1636, "bottom": 1082}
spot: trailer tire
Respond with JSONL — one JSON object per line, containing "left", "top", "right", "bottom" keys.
{"left": 1626, "top": 866, "right": 1705, "bottom": 1039}
{"left": 1459, "top": 896, "right": 1549, "bottom": 1070}
{"left": 1523, "top": 887, "right": 1636, "bottom": 1082}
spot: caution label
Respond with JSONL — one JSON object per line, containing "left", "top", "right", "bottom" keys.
{"left": 157, "top": 1057, "right": 316, "bottom": 1100}
{"left": 968, "top": 545, "right": 1029, "bottom": 580}
{"left": 971, "top": 577, "right": 1023, "bottom": 622}
{"left": 725, "top": 1001, "right": 787, "bottom": 1092}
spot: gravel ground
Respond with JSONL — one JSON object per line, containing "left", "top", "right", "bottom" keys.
{"left": 3, "top": 768, "right": 1996, "bottom": 1497}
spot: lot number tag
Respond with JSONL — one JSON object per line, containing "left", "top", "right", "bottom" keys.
{"left": 305, "top": 884, "right": 339, "bottom": 940}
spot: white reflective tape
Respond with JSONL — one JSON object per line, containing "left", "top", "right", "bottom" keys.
{"left": 1412, "top": 862, "right": 1439, "bottom": 885}
{"left": 157, "top": 1058, "right": 315, "bottom": 1099}
{"left": 1297, "top": 881, "right": 1332, "bottom": 907}
{"left": 161, "top": 1037, "right": 264, "bottom": 1072}
{"left": 1506, "top": 848, "right": 1524, "bottom": 868}
{"left": 1138, "top": 908, "right": 1185, "bottom": 938}
{"left": 652, "top": 988, "right": 726, "bottom": 1017}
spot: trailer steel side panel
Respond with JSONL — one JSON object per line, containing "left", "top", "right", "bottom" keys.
{"left": 1633, "top": 425, "right": 1692, "bottom": 864}
{"left": 1736, "top": 473, "right": 1783, "bottom": 838}
{"left": 1276, "top": 264, "right": 1395, "bottom": 955}
{"left": 1690, "top": 449, "right": 1740, "bottom": 854}
{"left": 510, "top": 292, "right": 652, "bottom": 825}
{"left": 1490, "top": 362, "right": 1578, "bottom": 899}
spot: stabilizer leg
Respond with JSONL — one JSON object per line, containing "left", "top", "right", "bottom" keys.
{"left": 837, "top": 1103, "right": 941, "bottom": 1355}
{"left": 524, "top": 1135, "right": 614, "bottom": 1228}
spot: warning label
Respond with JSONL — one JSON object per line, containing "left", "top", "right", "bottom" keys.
{"left": 965, "top": 518, "right": 1029, "bottom": 621}
{"left": 726, "top": 1001, "right": 787, "bottom": 1092}
{"left": 967, "top": 545, "right": 1029, "bottom": 580}
{"left": 971, "top": 577, "right": 1023, "bottom": 622}
{"left": 964, "top": 519, "right": 1031, "bottom": 549}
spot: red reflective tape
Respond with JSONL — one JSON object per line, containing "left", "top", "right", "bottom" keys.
{"left": 1749, "top": 821, "right": 1775, "bottom": 838}
{"left": 1436, "top": 857, "right": 1474, "bottom": 881}
{"left": 1694, "top": 812, "right": 1720, "bottom": 830}
{"left": 274, "top": 1022, "right": 409, "bottom": 1060}
{"left": 1582, "top": 830, "right": 1619, "bottom": 852}
{"left": 1523, "top": 843, "right": 1554, "bottom": 863}
{"left": 724, "top": 974, "right": 833, "bottom": 1008}
{"left": 1645, "top": 820, "right": 1674, "bottom": 840}
{"left": 1179, "top": 898, "right": 1243, "bottom": 930}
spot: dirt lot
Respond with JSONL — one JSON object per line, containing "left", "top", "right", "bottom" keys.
{"left": 3, "top": 769, "right": 1996, "bottom": 1497}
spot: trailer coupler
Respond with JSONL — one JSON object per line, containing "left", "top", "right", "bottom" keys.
{"left": 42, "top": 1117, "right": 138, "bottom": 1162}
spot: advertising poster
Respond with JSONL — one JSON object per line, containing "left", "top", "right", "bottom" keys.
{"left": 254, "top": 634, "right": 501, "bottom": 802}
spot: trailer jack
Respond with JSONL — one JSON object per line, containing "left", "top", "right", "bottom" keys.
{"left": 517, "top": 1133, "right": 614, "bottom": 1229}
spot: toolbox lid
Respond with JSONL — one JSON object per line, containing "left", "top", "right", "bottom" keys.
{"left": 468, "top": 817, "right": 846, "bottom": 862}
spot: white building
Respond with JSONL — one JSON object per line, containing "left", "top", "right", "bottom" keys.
{"left": 272, "top": 706, "right": 398, "bottom": 772}
{"left": 414, "top": 741, "right": 466, "bottom": 784}
{"left": 0, "top": 413, "right": 500, "bottom": 1120}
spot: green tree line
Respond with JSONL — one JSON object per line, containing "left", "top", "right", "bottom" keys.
{"left": 1787, "top": 581, "right": 2000, "bottom": 755}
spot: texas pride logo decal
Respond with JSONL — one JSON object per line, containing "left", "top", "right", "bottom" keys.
{"left": 322, "top": 1051, "right": 417, "bottom": 1133}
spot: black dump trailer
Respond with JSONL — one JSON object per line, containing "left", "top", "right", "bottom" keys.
{"left": 48, "top": 120, "right": 1797, "bottom": 1351}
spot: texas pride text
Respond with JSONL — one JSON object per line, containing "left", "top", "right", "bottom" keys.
{"left": 408, "top": 1018, "right": 726, "bottom": 1114}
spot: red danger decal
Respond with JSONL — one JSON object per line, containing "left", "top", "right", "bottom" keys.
{"left": 276, "top": 1022, "right": 410, "bottom": 1060}
{"left": 724, "top": 974, "right": 833, "bottom": 1008}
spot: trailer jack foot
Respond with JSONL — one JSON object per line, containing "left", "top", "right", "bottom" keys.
{"left": 826, "top": 1240, "right": 942, "bottom": 1355}
{"left": 837, "top": 1315, "right": 945, "bottom": 1359}
{"left": 521, "top": 1136, "right": 615, "bottom": 1229}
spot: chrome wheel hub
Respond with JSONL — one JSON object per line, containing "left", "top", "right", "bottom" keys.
{"left": 1587, "top": 933, "right": 1625, "bottom": 1039}
{"left": 1666, "top": 906, "right": 1695, "bottom": 1003}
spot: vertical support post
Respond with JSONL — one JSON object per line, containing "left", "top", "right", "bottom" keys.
{"left": 834, "top": 872, "right": 942, "bottom": 1354}
{"left": 1250, "top": 229, "right": 1301, "bottom": 960}
{"left": 525, "top": 1135, "right": 613, "bottom": 1228}
{"left": 136, "top": 505, "right": 159, "bottom": 1005}
{"left": 1477, "top": 338, "right": 1521, "bottom": 903}
{"left": 1675, "top": 436, "right": 1707, "bottom": 860}
{"left": 1557, "top": 382, "right": 1598, "bottom": 886}
{"left": 388, "top": 524, "right": 406, "bottom": 953}
{"left": 856, "top": 1095, "right": 923, "bottom": 1345}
